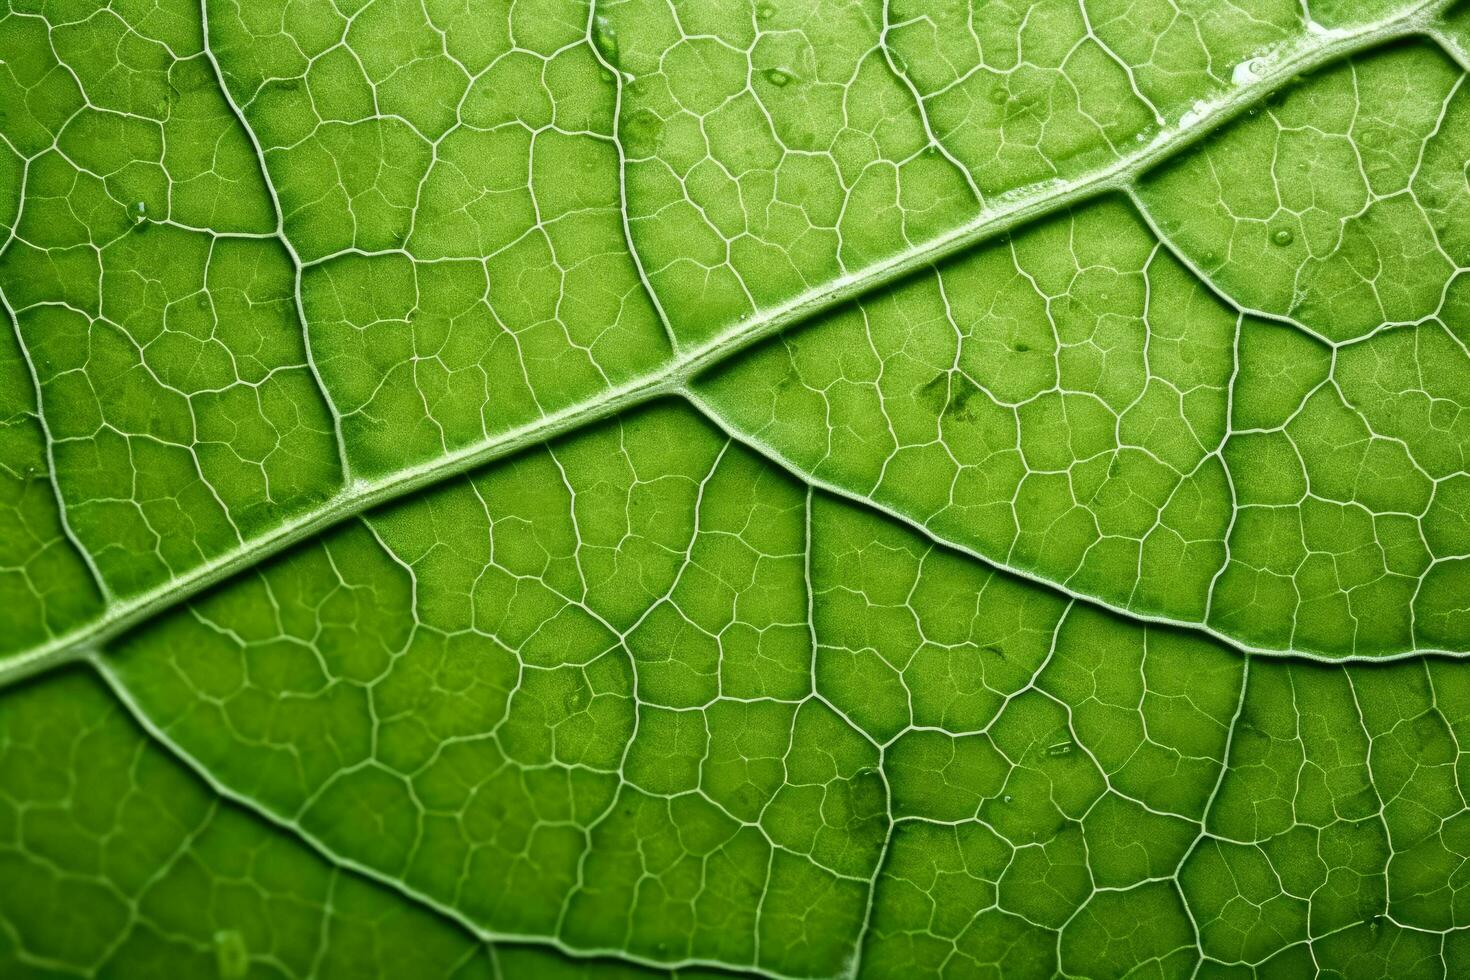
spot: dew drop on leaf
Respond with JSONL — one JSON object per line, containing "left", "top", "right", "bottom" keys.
{"left": 214, "top": 929, "right": 248, "bottom": 979}
{"left": 623, "top": 108, "right": 665, "bottom": 154}
{"left": 563, "top": 684, "right": 591, "bottom": 713}
{"left": 1272, "top": 228, "right": 1294, "bottom": 246}
{"left": 763, "top": 68, "right": 794, "bottom": 87}
{"left": 593, "top": 14, "right": 619, "bottom": 66}
{"left": 1231, "top": 57, "right": 1268, "bottom": 86}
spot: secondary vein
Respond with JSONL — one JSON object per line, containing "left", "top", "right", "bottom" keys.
{"left": 0, "top": 1, "right": 1443, "bottom": 691}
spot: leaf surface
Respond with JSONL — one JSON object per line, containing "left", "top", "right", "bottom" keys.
{"left": 3, "top": 0, "right": 1470, "bottom": 976}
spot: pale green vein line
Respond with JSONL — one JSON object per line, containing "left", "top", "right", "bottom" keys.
{"left": 685, "top": 390, "right": 1470, "bottom": 665}
{"left": 89, "top": 658, "right": 798, "bottom": 980}
{"left": 0, "top": 1, "right": 1444, "bottom": 690}
{"left": 198, "top": 0, "right": 357, "bottom": 485}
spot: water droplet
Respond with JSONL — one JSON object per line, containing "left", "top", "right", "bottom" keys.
{"left": 763, "top": 67, "right": 794, "bottom": 87}
{"left": 1231, "top": 57, "right": 1269, "bottom": 86}
{"left": 1180, "top": 99, "right": 1211, "bottom": 128}
{"left": 214, "top": 930, "right": 248, "bottom": 979}
{"left": 624, "top": 108, "right": 664, "bottom": 150}
{"left": 1046, "top": 740, "right": 1074, "bottom": 757}
{"left": 1012, "top": 341, "right": 1030, "bottom": 353}
{"left": 989, "top": 86, "right": 1009, "bottom": 105}
{"left": 130, "top": 201, "right": 148, "bottom": 229}
{"left": 1176, "top": 99, "right": 1211, "bottom": 127}
{"left": 1003, "top": 794, "right": 1013, "bottom": 804}
{"left": 1272, "top": 227, "right": 1294, "bottom": 246}
{"left": 593, "top": 14, "right": 619, "bottom": 66}
{"left": 756, "top": 1, "right": 776, "bottom": 19}
{"left": 563, "top": 686, "right": 590, "bottom": 713}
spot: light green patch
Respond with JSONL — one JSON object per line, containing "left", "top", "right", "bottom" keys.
{"left": 4, "top": 1, "right": 1470, "bottom": 977}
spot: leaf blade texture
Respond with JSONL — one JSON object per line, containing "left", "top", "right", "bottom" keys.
{"left": 3, "top": 0, "right": 1470, "bottom": 976}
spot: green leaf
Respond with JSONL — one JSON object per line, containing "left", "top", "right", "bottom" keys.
{"left": 2, "top": 0, "right": 1470, "bottom": 976}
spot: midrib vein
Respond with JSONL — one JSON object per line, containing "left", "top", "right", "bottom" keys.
{"left": 0, "top": 3, "right": 1443, "bottom": 690}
